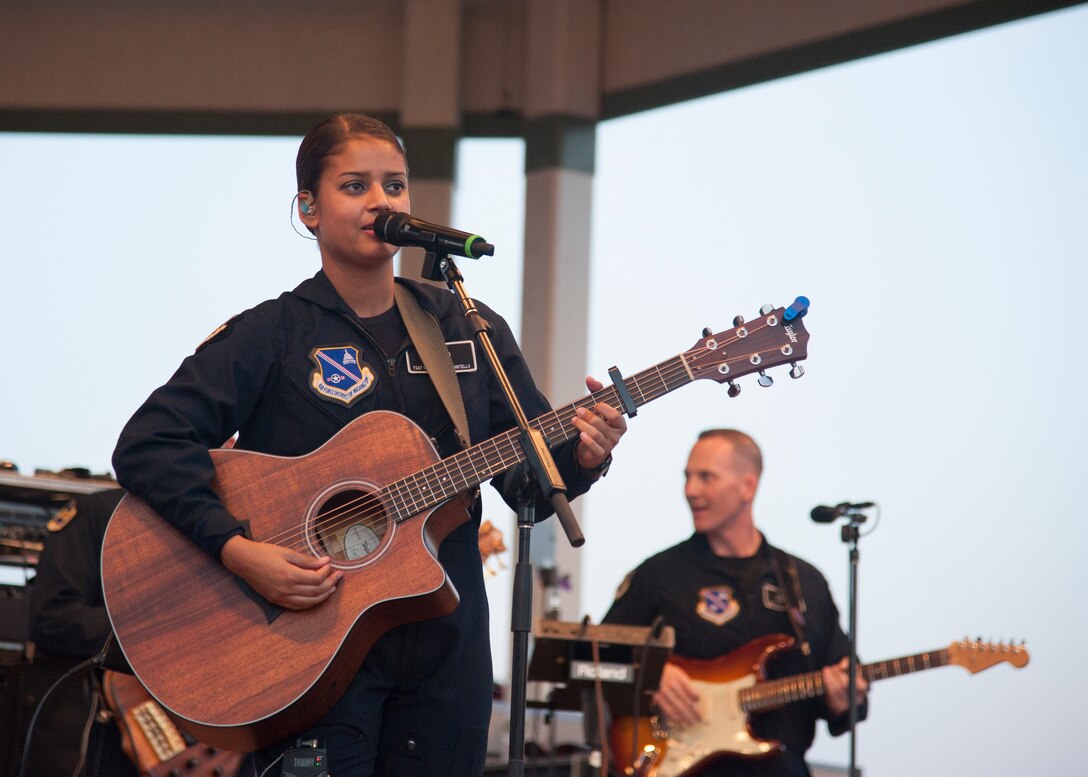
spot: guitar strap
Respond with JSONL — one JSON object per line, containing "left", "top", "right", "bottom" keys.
{"left": 394, "top": 283, "right": 472, "bottom": 450}
{"left": 768, "top": 544, "right": 812, "bottom": 657}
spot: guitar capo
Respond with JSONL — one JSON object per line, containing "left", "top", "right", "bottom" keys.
{"left": 608, "top": 366, "right": 637, "bottom": 417}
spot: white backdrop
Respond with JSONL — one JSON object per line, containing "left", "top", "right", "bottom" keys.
{"left": 2, "top": 6, "right": 1086, "bottom": 776}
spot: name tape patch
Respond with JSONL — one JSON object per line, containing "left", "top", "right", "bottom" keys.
{"left": 405, "top": 340, "right": 478, "bottom": 374}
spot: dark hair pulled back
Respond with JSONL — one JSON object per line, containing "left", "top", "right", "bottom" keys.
{"left": 295, "top": 113, "right": 407, "bottom": 196}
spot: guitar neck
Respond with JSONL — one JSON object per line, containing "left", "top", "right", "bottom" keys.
{"left": 739, "top": 649, "right": 950, "bottom": 713}
{"left": 382, "top": 354, "right": 691, "bottom": 522}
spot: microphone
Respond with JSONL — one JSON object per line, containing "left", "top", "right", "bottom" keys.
{"left": 373, "top": 211, "right": 495, "bottom": 259}
{"left": 810, "top": 501, "right": 875, "bottom": 523}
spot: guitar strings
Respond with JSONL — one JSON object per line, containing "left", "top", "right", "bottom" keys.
{"left": 241, "top": 320, "right": 783, "bottom": 554}
{"left": 245, "top": 318, "right": 788, "bottom": 555}
{"left": 253, "top": 368, "right": 724, "bottom": 556}
{"left": 254, "top": 370, "right": 689, "bottom": 552}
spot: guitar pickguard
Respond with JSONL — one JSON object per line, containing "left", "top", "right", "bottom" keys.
{"left": 655, "top": 674, "right": 773, "bottom": 777}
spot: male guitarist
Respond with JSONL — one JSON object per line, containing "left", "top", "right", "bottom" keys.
{"left": 602, "top": 430, "right": 867, "bottom": 777}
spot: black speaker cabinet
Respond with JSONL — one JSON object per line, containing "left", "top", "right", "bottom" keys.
{"left": 0, "top": 651, "right": 30, "bottom": 777}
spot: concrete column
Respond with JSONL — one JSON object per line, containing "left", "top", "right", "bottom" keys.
{"left": 520, "top": 0, "right": 602, "bottom": 625}
{"left": 397, "top": 0, "right": 463, "bottom": 282}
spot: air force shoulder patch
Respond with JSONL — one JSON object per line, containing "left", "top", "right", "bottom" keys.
{"left": 310, "top": 345, "right": 376, "bottom": 406}
{"left": 696, "top": 585, "right": 741, "bottom": 626}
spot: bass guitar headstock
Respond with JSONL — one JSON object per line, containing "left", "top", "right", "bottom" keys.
{"left": 685, "top": 296, "right": 811, "bottom": 397}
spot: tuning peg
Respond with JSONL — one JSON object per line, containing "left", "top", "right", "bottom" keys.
{"left": 790, "top": 363, "right": 805, "bottom": 379}
{"left": 760, "top": 304, "right": 774, "bottom": 316}
{"left": 727, "top": 381, "right": 741, "bottom": 398}
{"left": 702, "top": 327, "right": 712, "bottom": 337}
{"left": 732, "top": 315, "right": 744, "bottom": 327}
{"left": 757, "top": 371, "right": 773, "bottom": 388}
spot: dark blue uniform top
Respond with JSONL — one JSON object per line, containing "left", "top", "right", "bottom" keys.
{"left": 113, "top": 271, "right": 595, "bottom": 558}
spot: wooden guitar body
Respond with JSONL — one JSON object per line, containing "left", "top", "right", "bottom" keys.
{"left": 102, "top": 411, "right": 473, "bottom": 751}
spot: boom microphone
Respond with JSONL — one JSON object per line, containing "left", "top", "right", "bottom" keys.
{"left": 373, "top": 211, "right": 495, "bottom": 259}
{"left": 809, "top": 501, "right": 875, "bottom": 523}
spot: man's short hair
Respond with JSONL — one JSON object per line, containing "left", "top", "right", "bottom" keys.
{"left": 696, "top": 429, "right": 763, "bottom": 475}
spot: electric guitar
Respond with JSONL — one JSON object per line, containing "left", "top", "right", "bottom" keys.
{"left": 101, "top": 299, "right": 811, "bottom": 751}
{"left": 610, "top": 633, "right": 1030, "bottom": 777}
{"left": 102, "top": 670, "right": 245, "bottom": 777}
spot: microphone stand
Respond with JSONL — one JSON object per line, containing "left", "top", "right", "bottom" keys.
{"left": 840, "top": 512, "right": 865, "bottom": 777}
{"left": 421, "top": 249, "right": 585, "bottom": 777}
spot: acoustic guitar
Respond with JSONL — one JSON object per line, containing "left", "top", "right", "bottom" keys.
{"left": 101, "top": 300, "right": 811, "bottom": 751}
{"left": 102, "top": 670, "right": 245, "bottom": 777}
{"left": 610, "top": 633, "right": 1030, "bottom": 777}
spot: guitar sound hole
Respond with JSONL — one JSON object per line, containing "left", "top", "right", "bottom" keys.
{"left": 313, "top": 488, "right": 389, "bottom": 563}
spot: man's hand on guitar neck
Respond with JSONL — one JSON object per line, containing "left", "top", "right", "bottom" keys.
{"left": 822, "top": 657, "right": 869, "bottom": 717}
{"left": 220, "top": 535, "right": 343, "bottom": 610}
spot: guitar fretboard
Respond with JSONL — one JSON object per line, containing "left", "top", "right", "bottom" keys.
{"left": 380, "top": 354, "right": 693, "bottom": 522}
{"left": 738, "top": 649, "right": 950, "bottom": 713}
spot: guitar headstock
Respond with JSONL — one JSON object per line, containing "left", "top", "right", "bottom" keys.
{"left": 685, "top": 296, "right": 810, "bottom": 396}
{"left": 947, "top": 639, "right": 1030, "bottom": 673}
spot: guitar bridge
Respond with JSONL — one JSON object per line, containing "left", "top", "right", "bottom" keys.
{"left": 132, "top": 699, "right": 187, "bottom": 762}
